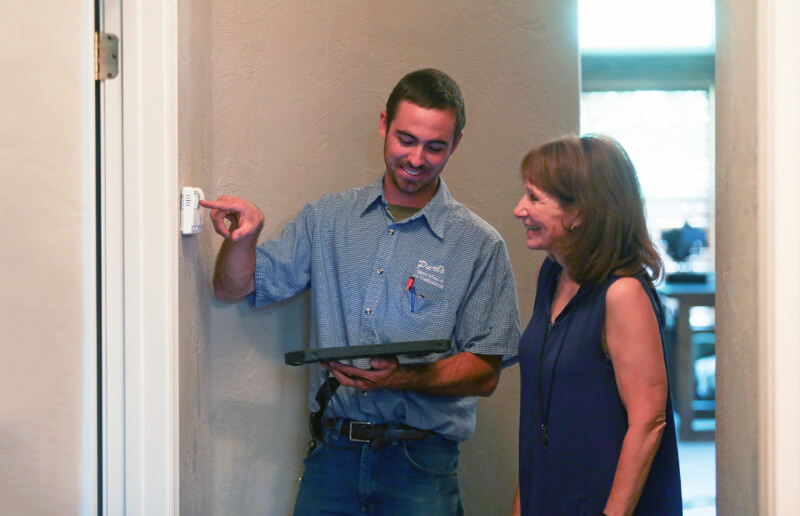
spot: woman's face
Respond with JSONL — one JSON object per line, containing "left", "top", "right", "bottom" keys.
{"left": 513, "top": 181, "right": 580, "bottom": 257}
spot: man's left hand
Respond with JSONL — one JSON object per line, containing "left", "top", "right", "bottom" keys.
{"left": 321, "top": 352, "right": 500, "bottom": 397}
{"left": 321, "top": 357, "right": 411, "bottom": 391}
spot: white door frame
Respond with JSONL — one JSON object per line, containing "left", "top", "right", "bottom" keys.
{"left": 758, "top": 0, "right": 800, "bottom": 513}
{"left": 99, "top": 0, "right": 179, "bottom": 514}
{"left": 81, "top": 0, "right": 99, "bottom": 513}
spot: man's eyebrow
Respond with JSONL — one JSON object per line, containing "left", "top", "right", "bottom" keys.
{"left": 395, "top": 129, "right": 448, "bottom": 146}
{"left": 395, "top": 130, "right": 417, "bottom": 140}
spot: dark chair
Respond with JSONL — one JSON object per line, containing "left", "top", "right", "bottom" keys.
{"left": 662, "top": 222, "right": 708, "bottom": 264}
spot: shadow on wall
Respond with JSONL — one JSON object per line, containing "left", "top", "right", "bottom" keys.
{"left": 204, "top": 292, "right": 311, "bottom": 514}
{"left": 459, "top": 364, "right": 521, "bottom": 515}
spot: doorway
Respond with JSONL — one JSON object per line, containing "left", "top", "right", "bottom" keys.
{"left": 578, "top": 1, "right": 716, "bottom": 513}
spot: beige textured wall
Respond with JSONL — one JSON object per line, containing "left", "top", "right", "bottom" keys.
{"left": 178, "top": 1, "right": 578, "bottom": 514}
{"left": 0, "top": 2, "right": 86, "bottom": 515}
{"left": 716, "top": 1, "right": 760, "bottom": 513}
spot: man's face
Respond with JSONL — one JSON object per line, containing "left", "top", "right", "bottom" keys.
{"left": 380, "top": 100, "right": 462, "bottom": 208}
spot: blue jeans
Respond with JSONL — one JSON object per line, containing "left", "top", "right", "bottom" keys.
{"left": 293, "top": 424, "right": 464, "bottom": 516}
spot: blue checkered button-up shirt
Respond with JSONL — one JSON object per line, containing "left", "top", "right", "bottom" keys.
{"left": 251, "top": 175, "right": 520, "bottom": 441}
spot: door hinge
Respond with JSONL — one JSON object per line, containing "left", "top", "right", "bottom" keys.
{"left": 95, "top": 32, "right": 119, "bottom": 81}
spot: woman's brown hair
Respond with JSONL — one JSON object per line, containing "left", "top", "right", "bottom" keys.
{"left": 520, "top": 134, "right": 663, "bottom": 284}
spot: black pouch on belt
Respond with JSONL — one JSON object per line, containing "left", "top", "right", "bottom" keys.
{"left": 307, "top": 376, "right": 340, "bottom": 453}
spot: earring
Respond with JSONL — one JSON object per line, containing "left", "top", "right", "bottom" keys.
{"left": 569, "top": 225, "right": 576, "bottom": 231}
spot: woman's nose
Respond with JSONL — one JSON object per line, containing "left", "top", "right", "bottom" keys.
{"left": 513, "top": 198, "right": 526, "bottom": 218}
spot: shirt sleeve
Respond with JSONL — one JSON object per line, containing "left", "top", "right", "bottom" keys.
{"left": 249, "top": 201, "right": 316, "bottom": 308}
{"left": 454, "top": 238, "right": 521, "bottom": 367}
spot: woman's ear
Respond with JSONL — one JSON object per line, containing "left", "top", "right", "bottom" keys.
{"left": 569, "top": 212, "right": 582, "bottom": 230}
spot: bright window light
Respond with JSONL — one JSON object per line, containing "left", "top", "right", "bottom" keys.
{"left": 581, "top": 90, "right": 715, "bottom": 273}
{"left": 579, "top": 0, "right": 716, "bottom": 53}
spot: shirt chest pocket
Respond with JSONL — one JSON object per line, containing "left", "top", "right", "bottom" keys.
{"left": 383, "top": 288, "right": 452, "bottom": 343}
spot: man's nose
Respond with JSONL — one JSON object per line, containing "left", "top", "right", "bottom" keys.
{"left": 408, "top": 146, "right": 425, "bottom": 167}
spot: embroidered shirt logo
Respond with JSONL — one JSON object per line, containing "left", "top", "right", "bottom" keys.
{"left": 416, "top": 260, "right": 445, "bottom": 289}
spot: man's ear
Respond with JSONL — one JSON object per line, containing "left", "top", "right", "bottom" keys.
{"left": 379, "top": 111, "right": 389, "bottom": 140}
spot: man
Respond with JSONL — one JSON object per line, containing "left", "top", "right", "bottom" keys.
{"left": 201, "top": 68, "right": 520, "bottom": 515}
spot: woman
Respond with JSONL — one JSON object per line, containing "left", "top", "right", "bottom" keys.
{"left": 511, "top": 135, "right": 682, "bottom": 515}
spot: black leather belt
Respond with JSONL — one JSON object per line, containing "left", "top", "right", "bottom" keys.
{"left": 306, "top": 375, "right": 433, "bottom": 452}
{"left": 324, "top": 419, "right": 434, "bottom": 450}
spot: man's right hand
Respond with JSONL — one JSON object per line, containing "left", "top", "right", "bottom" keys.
{"left": 200, "top": 195, "right": 263, "bottom": 300}
{"left": 200, "top": 195, "right": 264, "bottom": 243}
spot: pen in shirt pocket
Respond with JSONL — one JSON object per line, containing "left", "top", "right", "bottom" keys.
{"left": 406, "top": 276, "right": 416, "bottom": 313}
{"left": 405, "top": 276, "right": 425, "bottom": 313}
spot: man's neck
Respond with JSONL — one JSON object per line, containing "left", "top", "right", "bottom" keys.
{"left": 386, "top": 203, "right": 421, "bottom": 222}
{"left": 382, "top": 175, "right": 439, "bottom": 208}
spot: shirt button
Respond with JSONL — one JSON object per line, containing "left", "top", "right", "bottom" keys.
{"left": 388, "top": 229, "right": 395, "bottom": 235}
{"left": 377, "top": 268, "right": 384, "bottom": 275}
{"left": 365, "top": 308, "right": 372, "bottom": 315}
{"left": 361, "top": 391, "right": 368, "bottom": 397}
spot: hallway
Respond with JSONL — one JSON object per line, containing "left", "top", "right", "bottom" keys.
{"left": 679, "top": 441, "right": 716, "bottom": 514}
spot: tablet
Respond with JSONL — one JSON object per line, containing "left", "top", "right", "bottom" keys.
{"left": 284, "top": 339, "right": 452, "bottom": 366}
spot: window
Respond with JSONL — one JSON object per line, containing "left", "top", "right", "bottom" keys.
{"left": 579, "top": 0, "right": 715, "bottom": 53}
{"left": 579, "top": 0, "right": 716, "bottom": 275}
{"left": 581, "top": 90, "right": 714, "bottom": 273}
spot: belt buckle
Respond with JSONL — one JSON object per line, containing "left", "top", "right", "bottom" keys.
{"left": 348, "top": 421, "right": 372, "bottom": 442}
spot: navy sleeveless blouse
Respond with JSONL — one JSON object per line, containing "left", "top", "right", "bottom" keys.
{"left": 518, "top": 257, "right": 682, "bottom": 515}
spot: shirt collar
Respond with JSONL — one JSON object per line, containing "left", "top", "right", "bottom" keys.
{"left": 357, "top": 173, "right": 453, "bottom": 239}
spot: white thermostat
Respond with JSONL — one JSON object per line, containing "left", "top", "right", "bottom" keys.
{"left": 180, "top": 187, "right": 205, "bottom": 235}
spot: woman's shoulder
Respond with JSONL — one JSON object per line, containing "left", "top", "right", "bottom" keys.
{"left": 604, "top": 275, "right": 664, "bottom": 333}
{"left": 605, "top": 275, "right": 651, "bottom": 307}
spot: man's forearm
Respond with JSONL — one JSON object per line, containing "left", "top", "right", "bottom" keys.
{"left": 200, "top": 194, "right": 265, "bottom": 300}
{"left": 323, "top": 351, "right": 503, "bottom": 397}
{"left": 212, "top": 237, "right": 257, "bottom": 300}
{"left": 400, "top": 352, "right": 501, "bottom": 397}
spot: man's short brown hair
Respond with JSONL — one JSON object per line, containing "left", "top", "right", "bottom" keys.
{"left": 385, "top": 68, "right": 465, "bottom": 145}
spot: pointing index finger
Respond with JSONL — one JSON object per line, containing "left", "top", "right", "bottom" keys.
{"left": 198, "top": 199, "right": 226, "bottom": 209}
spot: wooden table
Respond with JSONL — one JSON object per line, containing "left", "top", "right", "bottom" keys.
{"left": 658, "top": 275, "right": 716, "bottom": 441}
